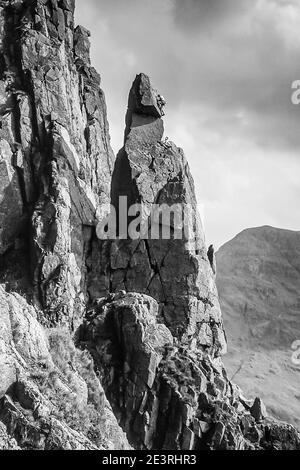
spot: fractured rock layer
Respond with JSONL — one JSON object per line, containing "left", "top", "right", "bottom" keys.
{"left": 82, "top": 292, "right": 300, "bottom": 450}
{"left": 0, "top": 0, "right": 114, "bottom": 327}
{"left": 82, "top": 75, "right": 300, "bottom": 450}
{"left": 0, "top": 285, "right": 129, "bottom": 450}
{"left": 0, "top": 0, "right": 299, "bottom": 451}
{"left": 0, "top": 0, "right": 128, "bottom": 450}
{"left": 217, "top": 226, "right": 300, "bottom": 429}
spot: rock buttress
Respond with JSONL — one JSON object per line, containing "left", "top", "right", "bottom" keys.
{"left": 0, "top": 0, "right": 132, "bottom": 450}
{"left": 81, "top": 292, "right": 300, "bottom": 450}
{"left": 0, "top": 286, "right": 130, "bottom": 450}
{"left": 0, "top": 0, "right": 114, "bottom": 327}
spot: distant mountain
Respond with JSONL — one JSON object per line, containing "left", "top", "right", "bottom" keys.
{"left": 217, "top": 226, "right": 300, "bottom": 429}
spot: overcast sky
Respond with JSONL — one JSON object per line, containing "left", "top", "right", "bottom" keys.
{"left": 76, "top": 0, "right": 300, "bottom": 248}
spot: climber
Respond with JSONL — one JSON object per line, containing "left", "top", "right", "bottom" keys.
{"left": 207, "top": 244, "right": 216, "bottom": 276}
{"left": 157, "top": 94, "right": 166, "bottom": 116}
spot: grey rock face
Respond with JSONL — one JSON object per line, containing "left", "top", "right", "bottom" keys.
{"left": 82, "top": 76, "right": 299, "bottom": 451}
{"left": 81, "top": 78, "right": 299, "bottom": 450}
{"left": 89, "top": 73, "right": 227, "bottom": 358}
{"left": 0, "top": 381, "right": 99, "bottom": 450}
{"left": 216, "top": 226, "right": 300, "bottom": 430}
{"left": 0, "top": 0, "right": 114, "bottom": 327}
{"left": 0, "top": 0, "right": 129, "bottom": 450}
{"left": 0, "top": 0, "right": 299, "bottom": 452}
{"left": 0, "top": 286, "right": 130, "bottom": 450}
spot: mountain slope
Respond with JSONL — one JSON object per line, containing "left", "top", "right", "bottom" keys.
{"left": 217, "top": 226, "right": 300, "bottom": 429}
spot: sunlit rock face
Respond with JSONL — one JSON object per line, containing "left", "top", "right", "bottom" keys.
{"left": 89, "top": 73, "right": 227, "bottom": 359}
{"left": 0, "top": 0, "right": 129, "bottom": 451}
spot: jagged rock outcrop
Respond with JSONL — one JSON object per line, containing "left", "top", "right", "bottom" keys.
{"left": 0, "top": 0, "right": 299, "bottom": 451}
{"left": 81, "top": 292, "right": 300, "bottom": 450}
{"left": 0, "top": 286, "right": 130, "bottom": 449}
{"left": 0, "top": 423, "right": 19, "bottom": 449}
{"left": 216, "top": 226, "right": 300, "bottom": 430}
{"left": 80, "top": 77, "right": 300, "bottom": 450}
{"left": 89, "top": 73, "right": 227, "bottom": 358}
{"left": 0, "top": 0, "right": 114, "bottom": 327}
{"left": 0, "top": 380, "right": 98, "bottom": 450}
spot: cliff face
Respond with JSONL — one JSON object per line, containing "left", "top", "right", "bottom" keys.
{"left": 0, "top": 0, "right": 299, "bottom": 451}
{"left": 0, "top": 0, "right": 114, "bottom": 328}
{"left": 0, "top": 0, "right": 128, "bottom": 450}
{"left": 216, "top": 226, "right": 300, "bottom": 430}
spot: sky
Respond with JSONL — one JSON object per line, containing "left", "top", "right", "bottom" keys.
{"left": 75, "top": 0, "right": 300, "bottom": 248}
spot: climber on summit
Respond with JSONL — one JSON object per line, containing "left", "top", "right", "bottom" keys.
{"left": 157, "top": 94, "right": 166, "bottom": 116}
{"left": 207, "top": 244, "right": 216, "bottom": 277}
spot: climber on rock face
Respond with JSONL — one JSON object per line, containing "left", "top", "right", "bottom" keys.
{"left": 207, "top": 244, "right": 216, "bottom": 276}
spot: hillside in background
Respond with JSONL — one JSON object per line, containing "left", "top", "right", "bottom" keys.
{"left": 217, "top": 226, "right": 300, "bottom": 429}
